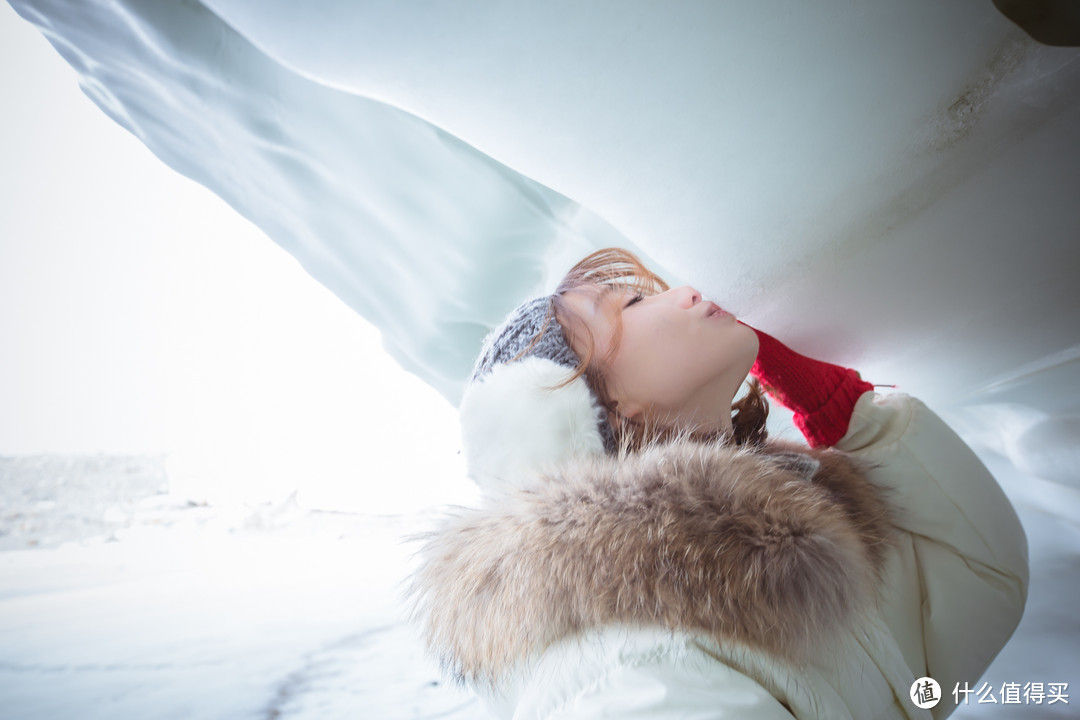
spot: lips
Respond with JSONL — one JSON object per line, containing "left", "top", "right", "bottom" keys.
{"left": 704, "top": 301, "right": 732, "bottom": 319}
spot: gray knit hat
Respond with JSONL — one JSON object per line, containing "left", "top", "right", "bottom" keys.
{"left": 459, "top": 294, "right": 616, "bottom": 492}
{"left": 471, "top": 296, "right": 579, "bottom": 381}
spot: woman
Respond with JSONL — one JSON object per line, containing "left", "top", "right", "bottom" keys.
{"left": 410, "top": 248, "right": 1028, "bottom": 720}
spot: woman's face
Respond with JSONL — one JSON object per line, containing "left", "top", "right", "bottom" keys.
{"left": 560, "top": 284, "right": 759, "bottom": 433}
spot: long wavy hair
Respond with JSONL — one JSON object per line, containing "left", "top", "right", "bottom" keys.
{"left": 522, "top": 247, "right": 769, "bottom": 450}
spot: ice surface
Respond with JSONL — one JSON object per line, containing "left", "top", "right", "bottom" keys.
{"left": 9, "top": 0, "right": 1079, "bottom": 410}
{"left": 0, "top": 455, "right": 167, "bottom": 551}
{"left": 195, "top": 1, "right": 1080, "bottom": 405}
{"left": 0, "top": 481, "right": 487, "bottom": 719}
{"left": 5, "top": 0, "right": 1079, "bottom": 717}
{"left": 7, "top": 0, "right": 637, "bottom": 404}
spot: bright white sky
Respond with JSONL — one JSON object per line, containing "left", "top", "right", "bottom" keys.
{"left": 0, "top": 5, "right": 475, "bottom": 513}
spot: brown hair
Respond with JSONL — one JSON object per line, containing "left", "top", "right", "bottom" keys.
{"left": 531, "top": 247, "right": 769, "bottom": 450}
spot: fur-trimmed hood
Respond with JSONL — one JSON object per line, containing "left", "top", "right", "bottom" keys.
{"left": 409, "top": 437, "right": 895, "bottom": 686}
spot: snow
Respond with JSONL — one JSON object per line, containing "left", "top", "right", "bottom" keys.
{"left": 3, "top": 0, "right": 1079, "bottom": 717}
{"left": 0, "top": 457, "right": 486, "bottom": 719}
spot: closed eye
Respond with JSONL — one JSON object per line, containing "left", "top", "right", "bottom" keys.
{"left": 624, "top": 293, "right": 645, "bottom": 308}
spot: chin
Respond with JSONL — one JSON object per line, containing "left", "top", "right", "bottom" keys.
{"left": 735, "top": 322, "right": 761, "bottom": 370}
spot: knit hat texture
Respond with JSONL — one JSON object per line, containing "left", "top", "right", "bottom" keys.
{"left": 469, "top": 295, "right": 616, "bottom": 453}
{"left": 471, "top": 297, "right": 578, "bottom": 381}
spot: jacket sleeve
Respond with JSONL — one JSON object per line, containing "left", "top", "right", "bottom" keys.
{"left": 504, "top": 628, "right": 798, "bottom": 720}
{"left": 835, "top": 391, "right": 1029, "bottom": 716}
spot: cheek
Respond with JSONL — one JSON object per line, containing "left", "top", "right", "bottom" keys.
{"left": 615, "top": 326, "right": 701, "bottom": 398}
{"left": 655, "top": 322, "right": 754, "bottom": 389}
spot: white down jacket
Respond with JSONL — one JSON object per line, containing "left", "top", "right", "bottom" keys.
{"left": 412, "top": 384, "right": 1028, "bottom": 720}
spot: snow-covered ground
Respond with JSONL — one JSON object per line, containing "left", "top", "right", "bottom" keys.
{"left": 1, "top": 442, "right": 1076, "bottom": 719}
{"left": 0, "top": 455, "right": 486, "bottom": 720}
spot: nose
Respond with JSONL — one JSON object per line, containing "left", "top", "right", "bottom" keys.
{"left": 667, "top": 285, "right": 701, "bottom": 309}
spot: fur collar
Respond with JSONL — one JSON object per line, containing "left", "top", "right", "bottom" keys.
{"left": 408, "top": 437, "right": 895, "bottom": 686}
